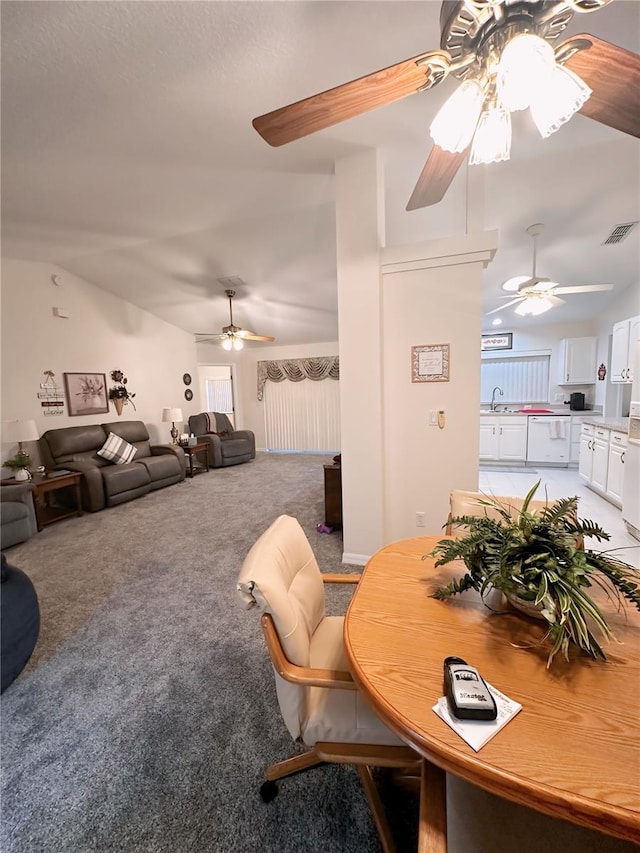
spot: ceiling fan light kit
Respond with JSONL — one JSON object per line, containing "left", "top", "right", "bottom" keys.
{"left": 529, "top": 63, "right": 592, "bottom": 137}
{"left": 195, "top": 288, "right": 275, "bottom": 349}
{"left": 429, "top": 78, "right": 486, "bottom": 152}
{"left": 469, "top": 102, "right": 512, "bottom": 164}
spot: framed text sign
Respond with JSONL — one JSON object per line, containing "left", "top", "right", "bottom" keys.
{"left": 481, "top": 333, "right": 513, "bottom": 351}
{"left": 411, "top": 344, "right": 450, "bottom": 383}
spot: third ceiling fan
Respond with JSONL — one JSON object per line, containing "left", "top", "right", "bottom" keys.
{"left": 487, "top": 222, "right": 613, "bottom": 317}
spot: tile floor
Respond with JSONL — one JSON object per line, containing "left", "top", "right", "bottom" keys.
{"left": 477, "top": 465, "right": 639, "bottom": 567}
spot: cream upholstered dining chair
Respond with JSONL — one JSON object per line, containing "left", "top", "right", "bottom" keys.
{"left": 237, "top": 514, "right": 419, "bottom": 853}
{"left": 445, "top": 489, "right": 550, "bottom": 536}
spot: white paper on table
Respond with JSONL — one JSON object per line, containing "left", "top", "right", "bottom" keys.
{"left": 432, "top": 682, "right": 522, "bottom": 752}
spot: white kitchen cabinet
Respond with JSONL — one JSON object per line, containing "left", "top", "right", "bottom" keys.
{"left": 591, "top": 434, "right": 609, "bottom": 493}
{"left": 579, "top": 423, "right": 627, "bottom": 507}
{"left": 479, "top": 416, "right": 527, "bottom": 461}
{"left": 570, "top": 415, "right": 599, "bottom": 465}
{"left": 611, "top": 315, "right": 640, "bottom": 383}
{"left": 557, "top": 337, "right": 597, "bottom": 385}
{"left": 606, "top": 432, "right": 627, "bottom": 506}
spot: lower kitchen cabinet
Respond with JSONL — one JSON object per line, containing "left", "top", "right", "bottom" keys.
{"left": 479, "top": 416, "right": 528, "bottom": 462}
{"left": 606, "top": 433, "right": 627, "bottom": 505}
{"left": 579, "top": 423, "right": 627, "bottom": 507}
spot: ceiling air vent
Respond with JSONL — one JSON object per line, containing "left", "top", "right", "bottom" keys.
{"left": 602, "top": 222, "right": 638, "bottom": 245}
{"left": 216, "top": 275, "right": 245, "bottom": 288}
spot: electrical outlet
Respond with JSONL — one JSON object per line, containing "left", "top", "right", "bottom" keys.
{"left": 415, "top": 512, "right": 425, "bottom": 528}
{"left": 429, "top": 410, "right": 437, "bottom": 426}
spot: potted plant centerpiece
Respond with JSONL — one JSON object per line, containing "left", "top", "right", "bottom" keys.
{"left": 428, "top": 482, "right": 640, "bottom": 666}
{"left": 108, "top": 370, "right": 136, "bottom": 416}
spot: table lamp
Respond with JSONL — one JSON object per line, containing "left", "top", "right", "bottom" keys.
{"left": 5, "top": 419, "right": 40, "bottom": 452}
{"left": 162, "top": 408, "right": 183, "bottom": 444}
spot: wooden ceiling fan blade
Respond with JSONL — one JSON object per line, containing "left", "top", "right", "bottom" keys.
{"left": 562, "top": 35, "right": 640, "bottom": 138}
{"left": 553, "top": 284, "right": 614, "bottom": 294}
{"left": 486, "top": 297, "right": 524, "bottom": 315}
{"left": 253, "top": 51, "right": 450, "bottom": 147}
{"left": 241, "top": 332, "right": 275, "bottom": 342}
{"left": 406, "top": 145, "right": 468, "bottom": 211}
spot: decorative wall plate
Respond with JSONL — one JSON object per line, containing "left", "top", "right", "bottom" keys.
{"left": 184, "top": 388, "right": 193, "bottom": 401}
{"left": 183, "top": 373, "right": 192, "bottom": 386}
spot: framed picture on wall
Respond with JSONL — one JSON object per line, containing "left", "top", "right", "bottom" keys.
{"left": 63, "top": 372, "right": 109, "bottom": 416}
{"left": 481, "top": 333, "right": 513, "bottom": 351}
{"left": 411, "top": 344, "right": 450, "bottom": 383}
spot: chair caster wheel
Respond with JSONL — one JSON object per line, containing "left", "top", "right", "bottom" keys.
{"left": 260, "top": 780, "right": 278, "bottom": 803}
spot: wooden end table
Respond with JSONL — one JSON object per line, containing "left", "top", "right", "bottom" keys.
{"left": 1, "top": 471, "right": 83, "bottom": 531}
{"left": 180, "top": 442, "right": 210, "bottom": 477}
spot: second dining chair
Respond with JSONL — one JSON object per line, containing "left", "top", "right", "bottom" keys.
{"left": 237, "top": 514, "right": 419, "bottom": 853}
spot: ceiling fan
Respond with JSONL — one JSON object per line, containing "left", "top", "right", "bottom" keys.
{"left": 195, "top": 289, "right": 275, "bottom": 350}
{"left": 487, "top": 222, "right": 613, "bottom": 316}
{"left": 252, "top": 0, "right": 640, "bottom": 210}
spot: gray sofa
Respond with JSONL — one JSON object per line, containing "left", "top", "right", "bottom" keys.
{"left": 0, "top": 483, "right": 38, "bottom": 549}
{"left": 39, "top": 421, "right": 186, "bottom": 513}
{"left": 187, "top": 413, "right": 255, "bottom": 468}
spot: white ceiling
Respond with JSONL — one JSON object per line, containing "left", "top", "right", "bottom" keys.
{"left": 2, "top": 1, "right": 639, "bottom": 346}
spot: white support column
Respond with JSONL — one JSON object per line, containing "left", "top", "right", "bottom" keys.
{"left": 335, "top": 150, "right": 386, "bottom": 563}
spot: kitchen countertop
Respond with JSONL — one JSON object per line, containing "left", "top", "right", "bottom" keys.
{"left": 581, "top": 417, "right": 629, "bottom": 434}
{"left": 479, "top": 409, "right": 596, "bottom": 417}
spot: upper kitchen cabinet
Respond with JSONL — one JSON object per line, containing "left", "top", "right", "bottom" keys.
{"left": 611, "top": 315, "right": 640, "bottom": 383}
{"left": 557, "top": 337, "right": 597, "bottom": 385}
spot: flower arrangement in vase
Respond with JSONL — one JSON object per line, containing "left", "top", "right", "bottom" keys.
{"left": 108, "top": 370, "right": 136, "bottom": 415}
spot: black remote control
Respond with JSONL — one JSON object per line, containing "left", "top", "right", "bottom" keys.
{"left": 444, "top": 656, "right": 497, "bottom": 721}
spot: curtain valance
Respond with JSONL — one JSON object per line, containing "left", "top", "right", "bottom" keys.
{"left": 257, "top": 356, "right": 339, "bottom": 401}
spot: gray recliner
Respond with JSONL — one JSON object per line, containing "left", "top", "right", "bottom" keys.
{"left": 187, "top": 413, "right": 255, "bottom": 468}
{"left": 1, "top": 483, "right": 38, "bottom": 549}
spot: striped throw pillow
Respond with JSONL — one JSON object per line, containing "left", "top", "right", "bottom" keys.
{"left": 97, "top": 432, "right": 137, "bottom": 465}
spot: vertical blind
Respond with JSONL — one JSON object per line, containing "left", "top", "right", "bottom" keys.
{"left": 480, "top": 355, "right": 550, "bottom": 403}
{"left": 263, "top": 378, "right": 341, "bottom": 451}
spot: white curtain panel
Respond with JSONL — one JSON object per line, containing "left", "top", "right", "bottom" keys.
{"left": 206, "top": 378, "right": 234, "bottom": 425}
{"left": 264, "top": 378, "right": 341, "bottom": 452}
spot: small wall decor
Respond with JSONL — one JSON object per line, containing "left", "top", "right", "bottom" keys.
{"left": 481, "top": 333, "right": 513, "bottom": 351}
{"left": 108, "top": 370, "right": 136, "bottom": 416}
{"left": 64, "top": 373, "right": 109, "bottom": 416}
{"left": 598, "top": 363, "right": 607, "bottom": 381}
{"left": 183, "top": 373, "right": 192, "bottom": 386}
{"left": 184, "top": 388, "right": 193, "bottom": 402}
{"left": 411, "top": 344, "right": 450, "bottom": 383}
{"left": 37, "top": 370, "right": 65, "bottom": 415}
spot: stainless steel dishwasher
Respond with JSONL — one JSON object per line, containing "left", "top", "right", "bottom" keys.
{"left": 526, "top": 416, "right": 571, "bottom": 464}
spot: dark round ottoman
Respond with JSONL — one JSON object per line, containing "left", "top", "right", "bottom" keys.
{"left": 1, "top": 553, "right": 40, "bottom": 693}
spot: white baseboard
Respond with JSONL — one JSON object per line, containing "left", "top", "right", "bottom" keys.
{"left": 342, "top": 552, "right": 370, "bottom": 566}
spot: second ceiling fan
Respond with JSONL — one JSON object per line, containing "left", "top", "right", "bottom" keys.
{"left": 487, "top": 222, "right": 613, "bottom": 317}
{"left": 252, "top": 0, "right": 640, "bottom": 210}
{"left": 195, "top": 289, "right": 275, "bottom": 350}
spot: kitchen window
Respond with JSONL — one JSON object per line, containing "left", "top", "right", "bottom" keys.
{"left": 481, "top": 353, "right": 550, "bottom": 404}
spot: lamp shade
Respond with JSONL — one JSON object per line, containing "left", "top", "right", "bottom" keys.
{"left": 430, "top": 78, "right": 485, "bottom": 153}
{"left": 529, "top": 64, "right": 591, "bottom": 138}
{"left": 4, "top": 419, "right": 39, "bottom": 443}
{"left": 162, "top": 408, "right": 183, "bottom": 423}
{"left": 497, "top": 33, "right": 555, "bottom": 112}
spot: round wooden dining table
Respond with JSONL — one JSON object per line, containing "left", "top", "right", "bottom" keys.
{"left": 344, "top": 536, "right": 640, "bottom": 851}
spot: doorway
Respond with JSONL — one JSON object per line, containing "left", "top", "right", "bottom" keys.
{"left": 198, "top": 365, "right": 235, "bottom": 428}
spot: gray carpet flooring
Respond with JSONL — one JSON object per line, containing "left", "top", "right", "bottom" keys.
{"left": 1, "top": 453, "right": 637, "bottom": 853}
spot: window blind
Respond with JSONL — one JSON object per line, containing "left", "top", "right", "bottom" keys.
{"left": 263, "top": 376, "right": 341, "bottom": 452}
{"left": 480, "top": 355, "right": 550, "bottom": 403}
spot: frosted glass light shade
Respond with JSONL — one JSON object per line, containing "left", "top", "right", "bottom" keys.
{"left": 469, "top": 105, "right": 512, "bottom": 165}
{"left": 222, "top": 337, "right": 233, "bottom": 351}
{"left": 430, "top": 79, "right": 485, "bottom": 153}
{"left": 530, "top": 64, "right": 592, "bottom": 138}
{"left": 497, "top": 34, "right": 555, "bottom": 112}
{"left": 514, "top": 295, "right": 554, "bottom": 316}
{"left": 232, "top": 337, "right": 244, "bottom": 351}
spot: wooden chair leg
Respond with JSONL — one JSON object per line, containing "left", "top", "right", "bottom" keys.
{"left": 265, "top": 748, "right": 324, "bottom": 782}
{"left": 418, "top": 759, "right": 447, "bottom": 853}
{"left": 357, "top": 765, "right": 397, "bottom": 853}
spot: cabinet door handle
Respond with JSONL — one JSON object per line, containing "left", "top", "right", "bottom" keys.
{"left": 566, "top": 372, "right": 570, "bottom": 382}
{"left": 500, "top": 427, "right": 503, "bottom": 435}
{"left": 622, "top": 452, "right": 625, "bottom": 463}
{"left": 492, "top": 427, "right": 495, "bottom": 435}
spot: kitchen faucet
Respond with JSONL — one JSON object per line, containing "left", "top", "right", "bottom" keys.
{"left": 490, "top": 386, "right": 504, "bottom": 411}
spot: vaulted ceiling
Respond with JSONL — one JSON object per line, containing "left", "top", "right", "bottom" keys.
{"left": 2, "top": 1, "right": 638, "bottom": 346}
